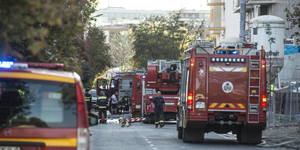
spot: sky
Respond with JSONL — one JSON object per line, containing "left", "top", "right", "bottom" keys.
{"left": 96, "top": 0, "right": 210, "bottom": 10}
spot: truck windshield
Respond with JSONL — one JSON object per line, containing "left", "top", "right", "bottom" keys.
{"left": 0, "top": 79, "right": 77, "bottom": 128}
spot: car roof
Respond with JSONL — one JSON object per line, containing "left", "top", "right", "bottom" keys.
{"left": 0, "top": 68, "right": 79, "bottom": 84}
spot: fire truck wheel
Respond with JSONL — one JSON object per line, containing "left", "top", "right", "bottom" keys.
{"left": 178, "top": 127, "right": 182, "bottom": 139}
{"left": 238, "top": 127, "right": 262, "bottom": 144}
{"left": 182, "top": 127, "right": 204, "bottom": 143}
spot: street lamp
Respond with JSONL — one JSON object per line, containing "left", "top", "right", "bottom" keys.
{"left": 84, "top": 14, "right": 103, "bottom": 41}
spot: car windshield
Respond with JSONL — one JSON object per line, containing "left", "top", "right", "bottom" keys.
{"left": 0, "top": 79, "right": 77, "bottom": 128}
{"left": 90, "top": 90, "right": 97, "bottom": 96}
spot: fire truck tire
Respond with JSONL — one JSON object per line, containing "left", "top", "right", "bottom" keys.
{"left": 182, "top": 128, "right": 204, "bottom": 143}
{"left": 238, "top": 127, "right": 262, "bottom": 144}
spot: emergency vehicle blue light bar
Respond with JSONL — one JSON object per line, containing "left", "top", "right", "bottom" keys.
{"left": 116, "top": 73, "right": 120, "bottom": 76}
{"left": 0, "top": 61, "right": 14, "bottom": 68}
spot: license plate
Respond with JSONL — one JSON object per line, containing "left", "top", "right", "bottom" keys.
{"left": 92, "top": 97, "right": 97, "bottom": 100}
{"left": 196, "top": 102, "right": 205, "bottom": 109}
{"left": 136, "top": 105, "right": 141, "bottom": 109}
{"left": 165, "top": 102, "right": 174, "bottom": 105}
{"left": 0, "top": 147, "right": 20, "bottom": 150}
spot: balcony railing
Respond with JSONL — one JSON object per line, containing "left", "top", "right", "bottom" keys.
{"left": 207, "top": 0, "right": 225, "bottom": 6}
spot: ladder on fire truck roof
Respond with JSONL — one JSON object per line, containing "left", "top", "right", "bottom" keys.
{"left": 248, "top": 51, "right": 262, "bottom": 124}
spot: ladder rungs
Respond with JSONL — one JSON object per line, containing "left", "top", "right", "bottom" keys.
{"left": 248, "top": 112, "right": 259, "bottom": 114}
{"left": 249, "top": 104, "right": 260, "bottom": 106}
{"left": 249, "top": 95, "right": 259, "bottom": 97}
{"left": 250, "top": 86, "right": 260, "bottom": 88}
{"left": 249, "top": 68, "right": 260, "bottom": 70}
{"left": 250, "top": 77, "right": 260, "bottom": 79}
{"left": 248, "top": 121, "right": 259, "bottom": 123}
{"left": 250, "top": 60, "right": 260, "bottom": 62}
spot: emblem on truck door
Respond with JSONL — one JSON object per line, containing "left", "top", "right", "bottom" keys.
{"left": 222, "top": 81, "right": 233, "bottom": 93}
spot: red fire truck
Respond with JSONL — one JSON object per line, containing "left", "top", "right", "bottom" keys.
{"left": 177, "top": 40, "right": 267, "bottom": 143}
{"left": 141, "top": 60, "right": 181, "bottom": 122}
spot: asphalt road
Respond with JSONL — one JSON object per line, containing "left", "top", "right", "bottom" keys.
{"left": 89, "top": 118, "right": 280, "bottom": 150}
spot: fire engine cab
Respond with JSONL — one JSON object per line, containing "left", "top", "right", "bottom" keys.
{"left": 177, "top": 40, "right": 267, "bottom": 143}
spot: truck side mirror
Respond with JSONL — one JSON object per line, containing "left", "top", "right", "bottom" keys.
{"left": 137, "top": 82, "right": 140, "bottom": 89}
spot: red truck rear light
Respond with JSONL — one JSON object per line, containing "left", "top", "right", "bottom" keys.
{"left": 187, "top": 93, "right": 193, "bottom": 109}
{"left": 262, "top": 94, "right": 267, "bottom": 108}
{"left": 261, "top": 60, "right": 266, "bottom": 68}
{"left": 132, "top": 96, "right": 134, "bottom": 100}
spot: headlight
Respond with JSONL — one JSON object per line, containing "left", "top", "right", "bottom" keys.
{"left": 220, "top": 58, "right": 224, "bottom": 62}
{"left": 211, "top": 57, "right": 215, "bottom": 62}
{"left": 216, "top": 58, "right": 219, "bottom": 62}
{"left": 241, "top": 58, "right": 246, "bottom": 63}
{"left": 224, "top": 58, "right": 228, "bottom": 62}
{"left": 232, "top": 58, "right": 236, "bottom": 62}
{"left": 237, "top": 58, "right": 240, "bottom": 62}
{"left": 228, "top": 58, "right": 232, "bottom": 62}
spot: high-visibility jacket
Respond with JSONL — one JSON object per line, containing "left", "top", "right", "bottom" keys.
{"left": 85, "top": 93, "right": 92, "bottom": 106}
{"left": 97, "top": 95, "right": 108, "bottom": 109}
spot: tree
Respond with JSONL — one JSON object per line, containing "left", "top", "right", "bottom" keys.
{"left": 83, "top": 26, "right": 111, "bottom": 87}
{"left": 109, "top": 33, "right": 135, "bottom": 71}
{"left": 285, "top": 2, "right": 300, "bottom": 45}
{"left": 0, "top": 0, "right": 100, "bottom": 74}
{"left": 130, "top": 9, "right": 204, "bottom": 69}
{"left": 265, "top": 23, "right": 279, "bottom": 85}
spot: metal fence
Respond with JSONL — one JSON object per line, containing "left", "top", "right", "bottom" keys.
{"left": 267, "top": 82, "right": 300, "bottom": 127}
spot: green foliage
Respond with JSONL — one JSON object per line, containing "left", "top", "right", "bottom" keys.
{"left": 83, "top": 26, "right": 111, "bottom": 87}
{"left": 265, "top": 23, "right": 276, "bottom": 45}
{"left": 0, "top": 0, "right": 99, "bottom": 84}
{"left": 284, "top": 2, "right": 300, "bottom": 45}
{"left": 130, "top": 9, "right": 204, "bottom": 69}
{"left": 109, "top": 32, "right": 135, "bottom": 71}
{"left": 83, "top": 0, "right": 99, "bottom": 24}
{"left": 206, "top": 34, "right": 217, "bottom": 47}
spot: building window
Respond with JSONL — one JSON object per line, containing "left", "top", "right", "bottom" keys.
{"left": 253, "top": 28, "right": 257, "bottom": 35}
{"left": 210, "top": 9, "right": 213, "bottom": 23}
{"left": 260, "top": 6, "right": 268, "bottom": 15}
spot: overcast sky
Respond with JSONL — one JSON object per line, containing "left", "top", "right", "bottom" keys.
{"left": 97, "top": 0, "right": 209, "bottom": 10}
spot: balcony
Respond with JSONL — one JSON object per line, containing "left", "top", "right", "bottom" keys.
{"left": 233, "top": 0, "right": 276, "bottom": 13}
{"left": 207, "top": 0, "right": 225, "bottom": 6}
{"left": 246, "top": 0, "right": 276, "bottom": 5}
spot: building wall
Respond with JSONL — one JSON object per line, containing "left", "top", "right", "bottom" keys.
{"left": 224, "top": 0, "right": 240, "bottom": 39}
{"left": 280, "top": 53, "right": 300, "bottom": 81}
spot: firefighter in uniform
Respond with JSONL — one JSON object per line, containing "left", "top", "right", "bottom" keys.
{"left": 151, "top": 91, "right": 166, "bottom": 128}
{"left": 120, "top": 93, "right": 131, "bottom": 115}
{"left": 84, "top": 88, "right": 92, "bottom": 113}
{"left": 97, "top": 91, "right": 108, "bottom": 124}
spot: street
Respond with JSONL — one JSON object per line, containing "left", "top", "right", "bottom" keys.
{"left": 89, "top": 118, "right": 279, "bottom": 150}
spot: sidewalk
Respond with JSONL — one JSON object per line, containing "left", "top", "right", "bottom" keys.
{"left": 257, "top": 125, "right": 300, "bottom": 149}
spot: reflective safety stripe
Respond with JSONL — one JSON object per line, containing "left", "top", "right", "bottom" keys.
{"left": 0, "top": 138, "right": 77, "bottom": 147}
{"left": 122, "top": 106, "right": 125, "bottom": 107}
{"left": 105, "top": 118, "right": 107, "bottom": 120}
{"left": 85, "top": 97, "right": 90, "bottom": 102}
{"left": 99, "top": 119, "right": 101, "bottom": 121}
{"left": 155, "top": 122, "right": 158, "bottom": 124}
{"left": 98, "top": 97, "right": 106, "bottom": 100}
{"left": 99, "top": 106, "right": 106, "bottom": 108}
{"left": 159, "top": 120, "right": 164, "bottom": 123}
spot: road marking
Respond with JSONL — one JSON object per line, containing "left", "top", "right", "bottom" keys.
{"left": 142, "top": 136, "right": 146, "bottom": 138}
{"left": 147, "top": 141, "right": 151, "bottom": 144}
{"left": 150, "top": 144, "right": 154, "bottom": 146}
{"left": 153, "top": 148, "right": 157, "bottom": 150}
{"left": 145, "top": 139, "right": 148, "bottom": 140}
